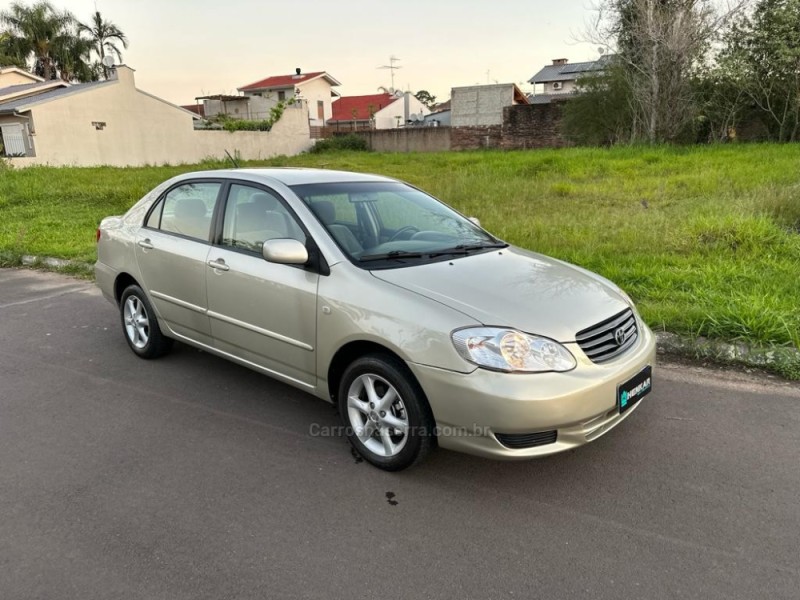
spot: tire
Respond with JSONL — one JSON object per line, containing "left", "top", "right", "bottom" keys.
{"left": 119, "top": 284, "right": 173, "bottom": 359}
{"left": 338, "top": 353, "right": 435, "bottom": 471}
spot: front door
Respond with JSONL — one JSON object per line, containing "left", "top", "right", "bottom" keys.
{"left": 135, "top": 180, "right": 222, "bottom": 346}
{"left": 205, "top": 183, "right": 319, "bottom": 387}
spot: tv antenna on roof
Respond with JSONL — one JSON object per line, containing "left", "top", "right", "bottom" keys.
{"left": 378, "top": 55, "right": 402, "bottom": 90}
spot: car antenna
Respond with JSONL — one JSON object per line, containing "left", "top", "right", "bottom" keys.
{"left": 225, "top": 150, "right": 240, "bottom": 169}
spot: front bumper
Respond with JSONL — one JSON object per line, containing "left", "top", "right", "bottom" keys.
{"left": 408, "top": 322, "right": 657, "bottom": 459}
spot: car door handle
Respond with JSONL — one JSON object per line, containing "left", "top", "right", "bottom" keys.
{"left": 207, "top": 258, "right": 230, "bottom": 272}
{"left": 137, "top": 238, "right": 154, "bottom": 250}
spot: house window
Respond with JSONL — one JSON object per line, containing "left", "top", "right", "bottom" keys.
{"left": 317, "top": 100, "right": 324, "bottom": 120}
{"left": 0, "top": 123, "right": 32, "bottom": 157}
{"left": 278, "top": 91, "right": 286, "bottom": 102}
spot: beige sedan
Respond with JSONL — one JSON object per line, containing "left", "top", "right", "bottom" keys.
{"left": 96, "top": 168, "right": 655, "bottom": 470}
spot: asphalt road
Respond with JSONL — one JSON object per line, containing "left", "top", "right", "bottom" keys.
{"left": 1, "top": 268, "right": 798, "bottom": 600}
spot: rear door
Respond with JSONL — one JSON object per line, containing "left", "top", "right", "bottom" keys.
{"left": 205, "top": 183, "right": 319, "bottom": 387}
{"left": 135, "top": 180, "right": 223, "bottom": 346}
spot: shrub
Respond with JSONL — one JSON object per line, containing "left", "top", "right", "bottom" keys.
{"left": 309, "top": 134, "right": 369, "bottom": 154}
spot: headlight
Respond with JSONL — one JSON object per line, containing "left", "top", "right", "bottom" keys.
{"left": 452, "top": 327, "right": 577, "bottom": 373}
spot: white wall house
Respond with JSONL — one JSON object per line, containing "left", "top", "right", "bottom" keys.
{"left": 237, "top": 70, "right": 341, "bottom": 127}
{"left": 527, "top": 57, "right": 609, "bottom": 104}
{"left": 0, "top": 68, "right": 71, "bottom": 155}
{"left": 328, "top": 92, "right": 429, "bottom": 130}
{"left": 0, "top": 66, "right": 313, "bottom": 166}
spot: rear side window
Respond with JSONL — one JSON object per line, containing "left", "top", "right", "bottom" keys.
{"left": 156, "top": 182, "right": 221, "bottom": 242}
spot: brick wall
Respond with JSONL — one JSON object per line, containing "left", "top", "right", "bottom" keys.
{"left": 340, "top": 103, "right": 571, "bottom": 152}
{"left": 501, "top": 103, "right": 570, "bottom": 149}
{"left": 450, "top": 125, "right": 503, "bottom": 150}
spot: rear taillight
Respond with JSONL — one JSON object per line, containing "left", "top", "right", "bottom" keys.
{"left": 96, "top": 228, "right": 101, "bottom": 243}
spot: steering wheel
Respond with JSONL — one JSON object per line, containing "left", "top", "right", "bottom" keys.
{"left": 389, "top": 226, "right": 420, "bottom": 242}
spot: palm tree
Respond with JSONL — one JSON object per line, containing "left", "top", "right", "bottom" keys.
{"left": 78, "top": 10, "right": 128, "bottom": 79}
{"left": 0, "top": 31, "right": 28, "bottom": 68}
{"left": 0, "top": 1, "right": 75, "bottom": 80}
{"left": 55, "top": 31, "right": 97, "bottom": 83}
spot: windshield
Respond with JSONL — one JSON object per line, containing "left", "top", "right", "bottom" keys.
{"left": 290, "top": 181, "right": 505, "bottom": 268}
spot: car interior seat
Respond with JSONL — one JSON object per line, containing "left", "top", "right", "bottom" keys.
{"left": 235, "top": 202, "right": 286, "bottom": 250}
{"left": 172, "top": 198, "right": 210, "bottom": 240}
{"left": 311, "top": 200, "right": 363, "bottom": 254}
{"left": 250, "top": 192, "right": 305, "bottom": 242}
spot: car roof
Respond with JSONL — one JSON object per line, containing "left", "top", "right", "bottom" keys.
{"left": 175, "top": 167, "right": 399, "bottom": 187}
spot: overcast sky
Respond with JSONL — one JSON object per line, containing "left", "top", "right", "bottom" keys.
{"left": 52, "top": 0, "right": 601, "bottom": 104}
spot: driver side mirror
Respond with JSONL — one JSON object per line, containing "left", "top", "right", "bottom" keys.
{"left": 468, "top": 217, "right": 481, "bottom": 227}
{"left": 262, "top": 238, "right": 309, "bottom": 265}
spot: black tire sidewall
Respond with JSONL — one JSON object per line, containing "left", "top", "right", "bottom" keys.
{"left": 338, "top": 354, "right": 434, "bottom": 471}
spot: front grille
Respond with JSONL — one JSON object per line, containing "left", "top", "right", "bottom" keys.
{"left": 575, "top": 308, "right": 638, "bottom": 364}
{"left": 495, "top": 430, "right": 558, "bottom": 449}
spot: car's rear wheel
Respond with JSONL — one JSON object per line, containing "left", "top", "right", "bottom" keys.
{"left": 338, "top": 354, "right": 435, "bottom": 471}
{"left": 120, "top": 284, "right": 173, "bottom": 359}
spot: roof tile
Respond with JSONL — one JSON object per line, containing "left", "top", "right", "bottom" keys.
{"left": 329, "top": 93, "right": 398, "bottom": 122}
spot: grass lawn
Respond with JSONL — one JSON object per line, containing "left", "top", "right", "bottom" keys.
{"left": 1, "top": 144, "right": 799, "bottom": 361}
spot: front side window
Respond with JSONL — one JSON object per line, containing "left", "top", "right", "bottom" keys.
{"left": 221, "top": 184, "right": 306, "bottom": 253}
{"left": 151, "top": 182, "right": 220, "bottom": 242}
{"left": 291, "top": 182, "right": 504, "bottom": 268}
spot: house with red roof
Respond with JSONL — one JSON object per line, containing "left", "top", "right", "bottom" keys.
{"left": 237, "top": 69, "right": 341, "bottom": 127}
{"left": 328, "top": 92, "right": 429, "bottom": 130}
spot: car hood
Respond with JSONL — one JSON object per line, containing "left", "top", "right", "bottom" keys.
{"left": 370, "top": 246, "right": 629, "bottom": 342}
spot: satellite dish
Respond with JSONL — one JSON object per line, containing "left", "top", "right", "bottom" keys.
{"left": 598, "top": 47, "right": 605, "bottom": 55}
{"left": 102, "top": 55, "right": 115, "bottom": 68}
{"left": 394, "top": 90, "right": 404, "bottom": 98}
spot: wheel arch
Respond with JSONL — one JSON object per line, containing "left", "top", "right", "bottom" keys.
{"left": 327, "top": 340, "right": 431, "bottom": 412}
{"left": 113, "top": 272, "right": 141, "bottom": 305}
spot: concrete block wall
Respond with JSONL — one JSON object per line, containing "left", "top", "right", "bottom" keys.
{"left": 356, "top": 128, "right": 451, "bottom": 153}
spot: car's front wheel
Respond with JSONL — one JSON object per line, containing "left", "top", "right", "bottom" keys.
{"left": 338, "top": 354, "right": 435, "bottom": 471}
{"left": 119, "top": 284, "right": 173, "bottom": 359}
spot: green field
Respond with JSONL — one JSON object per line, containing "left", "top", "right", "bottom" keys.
{"left": 1, "top": 144, "right": 799, "bottom": 360}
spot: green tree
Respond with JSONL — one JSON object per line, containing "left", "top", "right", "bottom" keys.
{"left": 720, "top": 0, "right": 800, "bottom": 141}
{"left": 55, "top": 32, "right": 97, "bottom": 82}
{"left": 78, "top": 10, "right": 128, "bottom": 79}
{"left": 563, "top": 61, "right": 637, "bottom": 145}
{"left": 0, "top": 1, "right": 75, "bottom": 80}
{"left": 414, "top": 89, "right": 437, "bottom": 109}
{"left": 584, "top": 0, "right": 746, "bottom": 143}
{"left": 0, "top": 31, "right": 28, "bottom": 67}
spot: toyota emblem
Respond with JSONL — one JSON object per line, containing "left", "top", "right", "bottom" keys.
{"left": 614, "top": 327, "right": 627, "bottom": 346}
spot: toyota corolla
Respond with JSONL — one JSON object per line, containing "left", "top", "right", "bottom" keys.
{"left": 95, "top": 168, "right": 655, "bottom": 470}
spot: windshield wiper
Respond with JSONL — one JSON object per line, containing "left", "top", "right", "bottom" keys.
{"left": 428, "top": 241, "right": 509, "bottom": 257}
{"left": 359, "top": 250, "right": 427, "bottom": 262}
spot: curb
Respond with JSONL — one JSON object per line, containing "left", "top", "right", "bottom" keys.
{"left": 656, "top": 332, "right": 800, "bottom": 380}
{"left": 19, "top": 254, "right": 94, "bottom": 274}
